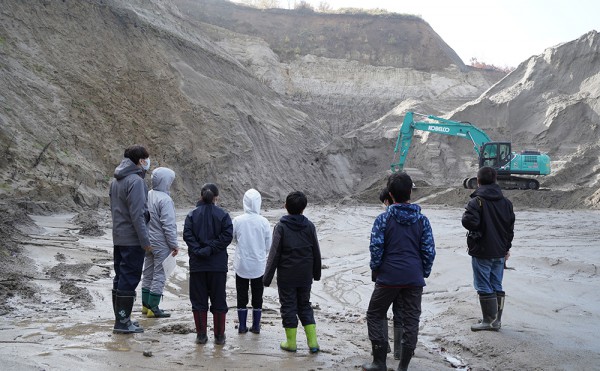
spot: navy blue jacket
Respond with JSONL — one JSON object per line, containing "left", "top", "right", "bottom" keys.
{"left": 263, "top": 214, "right": 321, "bottom": 288}
{"left": 462, "top": 183, "right": 514, "bottom": 259}
{"left": 183, "top": 201, "right": 233, "bottom": 273}
{"left": 369, "top": 203, "right": 436, "bottom": 287}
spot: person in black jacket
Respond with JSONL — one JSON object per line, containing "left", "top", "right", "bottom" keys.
{"left": 183, "top": 183, "right": 233, "bottom": 345}
{"left": 462, "top": 167, "right": 515, "bottom": 332}
{"left": 263, "top": 191, "right": 321, "bottom": 354}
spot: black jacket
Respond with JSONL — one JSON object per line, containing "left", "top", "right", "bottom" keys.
{"left": 462, "top": 183, "right": 515, "bottom": 258}
{"left": 263, "top": 214, "right": 321, "bottom": 288}
{"left": 183, "top": 201, "right": 233, "bottom": 272}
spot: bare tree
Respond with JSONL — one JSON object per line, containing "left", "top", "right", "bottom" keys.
{"left": 295, "top": 0, "right": 314, "bottom": 11}
{"left": 317, "top": 1, "right": 331, "bottom": 12}
{"left": 256, "top": 0, "right": 280, "bottom": 8}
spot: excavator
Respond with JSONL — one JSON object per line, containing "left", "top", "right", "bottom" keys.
{"left": 390, "top": 112, "right": 551, "bottom": 190}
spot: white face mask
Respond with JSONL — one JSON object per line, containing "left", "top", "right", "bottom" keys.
{"left": 141, "top": 158, "right": 151, "bottom": 170}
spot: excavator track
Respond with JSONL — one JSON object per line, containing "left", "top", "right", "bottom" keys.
{"left": 463, "top": 176, "right": 540, "bottom": 190}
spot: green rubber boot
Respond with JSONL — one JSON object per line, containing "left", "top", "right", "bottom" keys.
{"left": 280, "top": 327, "right": 297, "bottom": 352}
{"left": 304, "top": 324, "right": 320, "bottom": 353}
{"left": 147, "top": 292, "right": 171, "bottom": 318}
{"left": 141, "top": 288, "right": 150, "bottom": 315}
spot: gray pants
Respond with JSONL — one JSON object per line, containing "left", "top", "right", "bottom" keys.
{"left": 141, "top": 246, "right": 170, "bottom": 294}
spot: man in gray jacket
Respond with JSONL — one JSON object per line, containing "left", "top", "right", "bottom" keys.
{"left": 141, "top": 167, "right": 179, "bottom": 318}
{"left": 110, "top": 145, "right": 152, "bottom": 334}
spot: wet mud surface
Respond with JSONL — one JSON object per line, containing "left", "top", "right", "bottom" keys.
{"left": 0, "top": 205, "right": 599, "bottom": 370}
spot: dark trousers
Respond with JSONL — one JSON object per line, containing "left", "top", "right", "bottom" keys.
{"left": 278, "top": 285, "right": 315, "bottom": 328}
{"left": 235, "top": 274, "right": 264, "bottom": 309}
{"left": 113, "top": 245, "right": 145, "bottom": 291}
{"left": 189, "top": 271, "right": 228, "bottom": 313}
{"left": 366, "top": 285, "right": 422, "bottom": 350}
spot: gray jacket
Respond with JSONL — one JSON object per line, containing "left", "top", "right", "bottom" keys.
{"left": 148, "top": 167, "right": 178, "bottom": 252}
{"left": 109, "top": 158, "right": 151, "bottom": 247}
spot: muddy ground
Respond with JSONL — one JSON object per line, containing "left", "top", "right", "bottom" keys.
{"left": 1, "top": 192, "right": 599, "bottom": 371}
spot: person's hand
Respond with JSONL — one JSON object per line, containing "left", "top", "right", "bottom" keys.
{"left": 171, "top": 248, "right": 179, "bottom": 257}
{"left": 505, "top": 250, "right": 511, "bottom": 260}
{"left": 143, "top": 245, "right": 153, "bottom": 252}
{"left": 371, "top": 270, "right": 378, "bottom": 282}
{"left": 198, "top": 247, "right": 211, "bottom": 257}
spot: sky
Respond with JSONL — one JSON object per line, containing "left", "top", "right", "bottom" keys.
{"left": 284, "top": 0, "right": 599, "bottom": 67}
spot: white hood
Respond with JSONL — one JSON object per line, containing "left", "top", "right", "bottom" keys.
{"left": 233, "top": 189, "right": 272, "bottom": 279}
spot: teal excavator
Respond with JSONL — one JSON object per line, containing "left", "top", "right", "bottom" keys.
{"left": 390, "top": 112, "right": 551, "bottom": 190}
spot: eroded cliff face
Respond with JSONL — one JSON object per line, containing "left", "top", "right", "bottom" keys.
{"left": 0, "top": 0, "right": 504, "bottom": 209}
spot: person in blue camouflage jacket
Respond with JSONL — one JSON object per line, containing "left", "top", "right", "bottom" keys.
{"left": 362, "top": 172, "right": 436, "bottom": 371}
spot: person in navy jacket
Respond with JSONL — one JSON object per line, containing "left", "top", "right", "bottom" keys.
{"left": 362, "top": 172, "right": 436, "bottom": 371}
{"left": 183, "top": 183, "right": 233, "bottom": 345}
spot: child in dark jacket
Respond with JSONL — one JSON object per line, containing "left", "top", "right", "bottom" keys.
{"left": 263, "top": 191, "right": 321, "bottom": 353}
{"left": 362, "top": 173, "right": 436, "bottom": 371}
{"left": 183, "top": 183, "right": 233, "bottom": 345}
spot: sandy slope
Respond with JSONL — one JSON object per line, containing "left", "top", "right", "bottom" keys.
{"left": 0, "top": 203, "right": 599, "bottom": 370}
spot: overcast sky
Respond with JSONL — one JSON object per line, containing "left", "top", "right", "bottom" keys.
{"left": 277, "top": 0, "right": 599, "bottom": 67}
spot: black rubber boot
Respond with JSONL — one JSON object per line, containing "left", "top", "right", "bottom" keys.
{"left": 393, "top": 326, "right": 403, "bottom": 360}
{"left": 397, "top": 346, "right": 414, "bottom": 371}
{"left": 250, "top": 309, "right": 262, "bottom": 334}
{"left": 214, "top": 312, "right": 227, "bottom": 345}
{"left": 193, "top": 310, "right": 208, "bottom": 344}
{"left": 362, "top": 341, "right": 387, "bottom": 371}
{"left": 492, "top": 291, "right": 505, "bottom": 330}
{"left": 112, "top": 289, "right": 139, "bottom": 326}
{"left": 471, "top": 293, "right": 498, "bottom": 331}
{"left": 113, "top": 290, "right": 144, "bottom": 334}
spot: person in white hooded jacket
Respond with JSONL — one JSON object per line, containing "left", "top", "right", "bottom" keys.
{"left": 232, "top": 189, "right": 272, "bottom": 334}
{"left": 141, "top": 167, "right": 179, "bottom": 318}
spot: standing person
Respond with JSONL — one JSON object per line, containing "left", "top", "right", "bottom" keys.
{"left": 141, "top": 167, "right": 179, "bottom": 319}
{"left": 183, "top": 183, "right": 233, "bottom": 345}
{"left": 362, "top": 173, "right": 436, "bottom": 371}
{"left": 232, "top": 189, "right": 272, "bottom": 334}
{"left": 462, "top": 166, "right": 514, "bottom": 332}
{"left": 109, "top": 145, "right": 152, "bottom": 334}
{"left": 263, "top": 191, "right": 321, "bottom": 354}
{"left": 377, "top": 187, "right": 403, "bottom": 360}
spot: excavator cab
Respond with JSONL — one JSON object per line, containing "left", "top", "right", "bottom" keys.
{"left": 479, "top": 142, "right": 512, "bottom": 173}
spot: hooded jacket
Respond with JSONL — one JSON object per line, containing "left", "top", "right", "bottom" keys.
{"left": 147, "top": 167, "right": 178, "bottom": 252}
{"left": 369, "top": 203, "right": 435, "bottom": 287}
{"left": 263, "top": 214, "right": 321, "bottom": 288}
{"left": 183, "top": 200, "right": 233, "bottom": 273}
{"left": 109, "top": 157, "right": 150, "bottom": 248}
{"left": 232, "top": 189, "right": 272, "bottom": 279}
{"left": 462, "top": 183, "right": 515, "bottom": 258}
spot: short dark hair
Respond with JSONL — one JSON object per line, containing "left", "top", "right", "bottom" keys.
{"left": 387, "top": 172, "right": 412, "bottom": 203}
{"left": 124, "top": 145, "right": 149, "bottom": 165}
{"left": 201, "top": 183, "right": 219, "bottom": 204}
{"left": 285, "top": 191, "right": 307, "bottom": 215}
{"left": 477, "top": 166, "right": 497, "bottom": 185}
{"left": 379, "top": 187, "right": 392, "bottom": 204}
